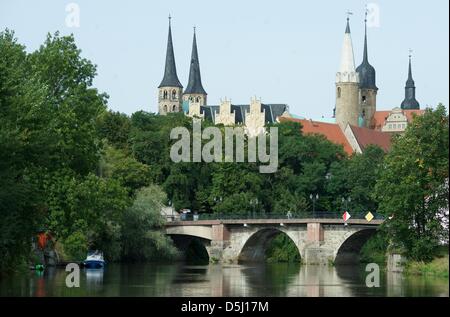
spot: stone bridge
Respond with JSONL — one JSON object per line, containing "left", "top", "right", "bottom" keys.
{"left": 165, "top": 218, "right": 383, "bottom": 264}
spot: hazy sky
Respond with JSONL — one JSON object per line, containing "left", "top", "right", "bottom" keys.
{"left": 1, "top": 0, "right": 448, "bottom": 118}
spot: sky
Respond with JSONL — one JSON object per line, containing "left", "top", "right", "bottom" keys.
{"left": 1, "top": 0, "right": 448, "bottom": 118}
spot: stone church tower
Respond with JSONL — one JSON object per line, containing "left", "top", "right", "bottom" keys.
{"left": 335, "top": 17, "right": 360, "bottom": 129}
{"left": 356, "top": 14, "right": 378, "bottom": 128}
{"left": 183, "top": 28, "right": 207, "bottom": 106}
{"left": 158, "top": 17, "right": 183, "bottom": 115}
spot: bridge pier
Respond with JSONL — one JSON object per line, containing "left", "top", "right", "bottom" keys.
{"left": 207, "top": 224, "right": 231, "bottom": 262}
{"left": 302, "top": 223, "right": 335, "bottom": 265}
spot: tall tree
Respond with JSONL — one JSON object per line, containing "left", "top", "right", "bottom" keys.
{"left": 375, "top": 105, "right": 449, "bottom": 262}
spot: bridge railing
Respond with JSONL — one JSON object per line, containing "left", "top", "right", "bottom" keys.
{"left": 176, "top": 211, "right": 384, "bottom": 221}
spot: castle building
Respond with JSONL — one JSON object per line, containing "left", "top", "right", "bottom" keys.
{"left": 188, "top": 98, "right": 289, "bottom": 136}
{"left": 281, "top": 16, "right": 425, "bottom": 154}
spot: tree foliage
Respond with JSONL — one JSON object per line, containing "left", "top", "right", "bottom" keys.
{"left": 375, "top": 105, "right": 449, "bottom": 262}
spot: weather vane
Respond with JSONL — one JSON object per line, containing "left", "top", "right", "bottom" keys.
{"left": 346, "top": 11, "right": 353, "bottom": 20}
{"left": 409, "top": 48, "right": 413, "bottom": 59}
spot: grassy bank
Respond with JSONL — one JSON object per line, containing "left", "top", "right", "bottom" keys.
{"left": 404, "top": 255, "right": 449, "bottom": 278}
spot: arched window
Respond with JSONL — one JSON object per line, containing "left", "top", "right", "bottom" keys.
{"left": 196, "top": 97, "right": 200, "bottom": 103}
{"left": 172, "top": 90, "right": 177, "bottom": 100}
{"left": 189, "top": 96, "right": 193, "bottom": 101}
{"left": 337, "top": 87, "right": 341, "bottom": 98}
{"left": 362, "top": 95, "right": 367, "bottom": 103}
{"left": 173, "top": 105, "right": 176, "bottom": 111}
{"left": 163, "top": 90, "right": 168, "bottom": 99}
{"left": 164, "top": 105, "right": 167, "bottom": 113}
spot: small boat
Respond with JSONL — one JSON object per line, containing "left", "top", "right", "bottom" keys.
{"left": 83, "top": 250, "right": 105, "bottom": 269}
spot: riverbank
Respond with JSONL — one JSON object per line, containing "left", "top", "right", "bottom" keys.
{"left": 404, "top": 255, "right": 449, "bottom": 278}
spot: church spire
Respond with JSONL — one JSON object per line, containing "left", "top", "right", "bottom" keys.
{"left": 158, "top": 15, "right": 182, "bottom": 88}
{"left": 362, "top": 13, "right": 368, "bottom": 62}
{"left": 345, "top": 16, "right": 351, "bottom": 34}
{"left": 356, "top": 10, "right": 377, "bottom": 90}
{"left": 184, "top": 27, "right": 207, "bottom": 95}
{"left": 337, "top": 14, "right": 358, "bottom": 82}
{"left": 401, "top": 51, "right": 420, "bottom": 109}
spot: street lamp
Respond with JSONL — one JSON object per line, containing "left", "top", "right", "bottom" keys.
{"left": 168, "top": 200, "right": 173, "bottom": 220}
{"left": 309, "top": 193, "right": 319, "bottom": 216}
{"left": 250, "top": 198, "right": 258, "bottom": 219}
{"left": 342, "top": 197, "right": 351, "bottom": 211}
{"left": 214, "top": 196, "right": 223, "bottom": 219}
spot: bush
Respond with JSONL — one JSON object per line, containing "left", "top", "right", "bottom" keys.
{"left": 360, "top": 232, "right": 388, "bottom": 263}
{"left": 265, "top": 234, "right": 301, "bottom": 263}
{"left": 63, "top": 231, "right": 88, "bottom": 261}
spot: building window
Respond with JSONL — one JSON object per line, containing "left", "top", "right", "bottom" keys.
{"left": 196, "top": 96, "right": 200, "bottom": 103}
{"left": 362, "top": 95, "right": 366, "bottom": 103}
{"left": 163, "top": 90, "right": 168, "bottom": 99}
{"left": 337, "top": 87, "right": 341, "bottom": 98}
{"left": 164, "top": 105, "right": 167, "bottom": 112}
{"left": 173, "top": 105, "right": 176, "bottom": 111}
{"left": 172, "top": 90, "right": 177, "bottom": 100}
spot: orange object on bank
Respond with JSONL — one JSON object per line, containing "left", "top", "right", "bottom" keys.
{"left": 37, "top": 232, "right": 48, "bottom": 250}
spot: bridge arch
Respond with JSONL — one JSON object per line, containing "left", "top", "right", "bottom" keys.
{"left": 166, "top": 226, "right": 213, "bottom": 264}
{"left": 166, "top": 225, "right": 212, "bottom": 241}
{"left": 167, "top": 234, "right": 211, "bottom": 264}
{"left": 333, "top": 228, "right": 377, "bottom": 264}
{"left": 238, "top": 227, "right": 301, "bottom": 263}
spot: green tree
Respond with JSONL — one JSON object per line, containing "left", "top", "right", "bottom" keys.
{"left": 375, "top": 105, "right": 449, "bottom": 262}
{"left": 44, "top": 172, "right": 129, "bottom": 261}
{"left": 97, "top": 110, "right": 131, "bottom": 150}
{"left": 327, "top": 145, "right": 385, "bottom": 214}
{"left": 0, "top": 30, "right": 47, "bottom": 272}
{"left": 99, "top": 144, "right": 151, "bottom": 195}
{"left": 121, "top": 185, "right": 179, "bottom": 261}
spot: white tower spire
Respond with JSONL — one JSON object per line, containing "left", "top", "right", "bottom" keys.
{"left": 337, "top": 15, "right": 359, "bottom": 83}
{"left": 335, "top": 14, "right": 360, "bottom": 130}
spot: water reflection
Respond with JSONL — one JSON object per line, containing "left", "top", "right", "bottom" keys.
{"left": 0, "top": 263, "right": 447, "bottom": 297}
{"left": 85, "top": 269, "right": 104, "bottom": 293}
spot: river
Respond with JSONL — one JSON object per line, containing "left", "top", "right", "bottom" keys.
{"left": 0, "top": 263, "right": 448, "bottom": 297}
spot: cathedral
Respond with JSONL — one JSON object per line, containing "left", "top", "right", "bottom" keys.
{"left": 156, "top": 14, "right": 424, "bottom": 151}
{"left": 157, "top": 17, "right": 289, "bottom": 136}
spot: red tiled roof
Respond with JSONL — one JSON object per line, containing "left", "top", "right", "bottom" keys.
{"left": 280, "top": 117, "right": 354, "bottom": 155}
{"left": 349, "top": 125, "right": 392, "bottom": 152}
{"left": 371, "top": 109, "right": 425, "bottom": 130}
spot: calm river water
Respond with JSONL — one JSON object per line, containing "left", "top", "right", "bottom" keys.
{"left": 0, "top": 263, "right": 448, "bottom": 297}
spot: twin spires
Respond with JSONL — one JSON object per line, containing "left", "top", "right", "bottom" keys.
{"left": 337, "top": 17, "right": 359, "bottom": 83}
{"left": 158, "top": 17, "right": 206, "bottom": 96}
{"left": 401, "top": 54, "right": 420, "bottom": 109}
